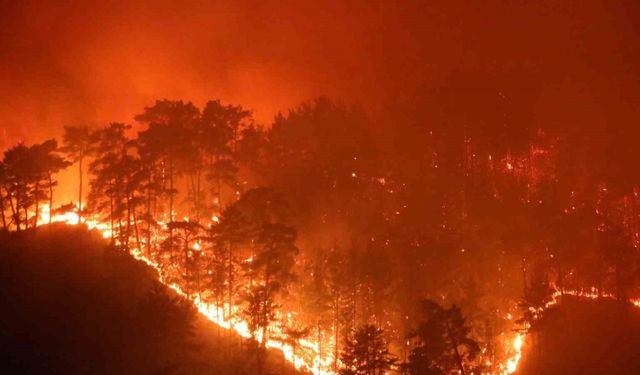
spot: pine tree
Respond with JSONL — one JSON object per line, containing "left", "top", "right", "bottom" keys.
{"left": 340, "top": 324, "right": 396, "bottom": 375}
{"left": 405, "top": 300, "right": 481, "bottom": 375}
{"left": 61, "top": 125, "right": 93, "bottom": 219}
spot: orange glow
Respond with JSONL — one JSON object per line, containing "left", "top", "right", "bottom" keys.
{"left": 32, "top": 204, "right": 640, "bottom": 375}
{"left": 37, "top": 203, "right": 335, "bottom": 375}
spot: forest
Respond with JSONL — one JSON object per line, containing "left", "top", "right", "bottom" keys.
{"left": 1, "top": 96, "right": 640, "bottom": 375}
{"left": 0, "top": 225, "right": 301, "bottom": 375}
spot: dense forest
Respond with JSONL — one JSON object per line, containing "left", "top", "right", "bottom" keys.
{"left": 1, "top": 97, "right": 640, "bottom": 374}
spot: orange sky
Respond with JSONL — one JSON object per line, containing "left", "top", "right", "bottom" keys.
{"left": 1, "top": 0, "right": 640, "bottom": 201}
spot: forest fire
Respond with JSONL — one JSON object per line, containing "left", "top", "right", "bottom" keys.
{"left": 37, "top": 202, "right": 334, "bottom": 374}
{"left": 2, "top": 96, "right": 640, "bottom": 375}
{"left": 2, "top": 3, "right": 640, "bottom": 373}
{"left": 33, "top": 199, "right": 640, "bottom": 375}
{"left": 505, "top": 334, "right": 524, "bottom": 374}
{"left": 36, "top": 200, "right": 528, "bottom": 375}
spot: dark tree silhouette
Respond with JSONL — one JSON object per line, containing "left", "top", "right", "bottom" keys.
{"left": 61, "top": 125, "right": 93, "bottom": 219}
{"left": 136, "top": 100, "right": 200, "bottom": 245}
{"left": 518, "top": 266, "right": 554, "bottom": 328}
{"left": 0, "top": 140, "right": 69, "bottom": 229}
{"left": 32, "top": 139, "right": 71, "bottom": 226}
{"left": 200, "top": 99, "right": 251, "bottom": 209}
{"left": 241, "top": 222, "right": 299, "bottom": 363}
{"left": 166, "top": 220, "right": 204, "bottom": 298}
{"left": 88, "top": 123, "right": 139, "bottom": 246}
{"left": 405, "top": 300, "right": 481, "bottom": 375}
{"left": 0, "top": 161, "right": 6, "bottom": 231}
{"left": 339, "top": 324, "right": 396, "bottom": 375}
{"left": 2, "top": 143, "right": 34, "bottom": 230}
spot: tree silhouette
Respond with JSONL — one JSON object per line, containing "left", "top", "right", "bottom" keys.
{"left": 340, "top": 324, "right": 396, "bottom": 375}
{"left": 301, "top": 253, "right": 333, "bottom": 372}
{"left": 405, "top": 300, "right": 481, "bottom": 375}
{"left": 204, "top": 233, "right": 229, "bottom": 332}
{"left": 597, "top": 219, "right": 637, "bottom": 300}
{"left": 136, "top": 100, "right": 200, "bottom": 246}
{"left": 165, "top": 220, "right": 204, "bottom": 298}
{"left": 61, "top": 125, "right": 93, "bottom": 219}
{"left": 518, "top": 265, "right": 554, "bottom": 329}
{"left": 279, "top": 324, "right": 310, "bottom": 374}
{"left": 0, "top": 140, "right": 69, "bottom": 229}
{"left": 200, "top": 100, "right": 248, "bottom": 210}
{"left": 2, "top": 143, "right": 33, "bottom": 230}
{"left": 210, "top": 203, "right": 252, "bottom": 322}
{"left": 206, "top": 158, "right": 237, "bottom": 212}
{"left": 0, "top": 161, "right": 8, "bottom": 231}
{"left": 32, "top": 139, "right": 71, "bottom": 226}
{"left": 88, "top": 123, "right": 137, "bottom": 245}
{"left": 242, "top": 223, "right": 299, "bottom": 348}
{"left": 235, "top": 124, "right": 267, "bottom": 187}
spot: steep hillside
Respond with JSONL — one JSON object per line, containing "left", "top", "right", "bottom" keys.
{"left": 517, "top": 297, "right": 640, "bottom": 375}
{"left": 0, "top": 225, "right": 293, "bottom": 375}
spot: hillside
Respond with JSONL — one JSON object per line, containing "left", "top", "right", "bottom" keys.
{"left": 516, "top": 297, "right": 640, "bottom": 375}
{"left": 0, "top": 225, "right": 293, "bottom": 375}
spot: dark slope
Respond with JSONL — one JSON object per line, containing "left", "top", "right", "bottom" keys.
{"left": 0, "top": 225, "right": 293, "bottom": 375}
{"left": 517, "top": 297, "right": 640, "bottom": 375}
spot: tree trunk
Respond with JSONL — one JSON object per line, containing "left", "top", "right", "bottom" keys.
{"left": 227, "top": 242, "right": 234, "bottom": 322}
{"left": 216, "top": 294, "right": 221, "bottom": 338}
{"left": 169, "top": 158, "right": 174, "bottom": 252}
{"left": 78, "top": 153, "right": 83, "bottom": 221}
{"left": 23, "top": 186, "right": 28, "bottom": 230}
{"left": 146, "top": 170, "right": 153, "bottom": 257}
{"left": 196, "top": 170, "right": 201, "bottom": 222}
{"left": 184, "top": 238, "right": 190, "bottom": 298}
{"left": 34, "top": 180, "right": 39, "bottom": 228}
{"left": 133, "top": 203, "right": 141, "bottom": 252}
{"left": 449, "top": 325, "right": 466, "bottom": 375}
{"left": 217, "top": 175, "right": 222, "bottom": 212}
{"left": 8, "top": 186, "right": 17, "bottom": 231}
{"left": 48, "top": 174, "right": 54, "bottom": 225}
{"left": 126, "top": 189, "right": 132, "bottom": 251}
{"left": 116, "top": 184, "right": 123, "bottom": 248}
{"left": 109, "top": 192, "right": 114, "bottom": 245}
{"left": 0, "top": 187, "right": 7, "bottom": 231}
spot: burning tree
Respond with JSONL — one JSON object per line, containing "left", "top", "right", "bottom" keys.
{"left": 241, "top": 222, "right": 299, "bottom": 370}
{"left": 166, "top": 220, "right": 205, "bottom": 298}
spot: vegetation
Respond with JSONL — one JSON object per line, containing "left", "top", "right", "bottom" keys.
{"left": 2, "top": 95, "right": 640, "bottom": 373}
{"left": 517, "top": 298, "right": 640, "bottom": 375}
{"left": 339, "top": 325, "right": 396, "bottom": 375}
{"left": 0, "top": 226, "right": 293, "bottom": 375}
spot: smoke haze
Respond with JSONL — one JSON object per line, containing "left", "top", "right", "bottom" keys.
{"left": 1, "top": 0, "right": 639, "bottom": 146}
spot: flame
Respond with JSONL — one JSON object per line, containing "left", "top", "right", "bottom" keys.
{"left": 501, "top": 287, "right": 640, "bottom": 375}
{"left": 504, "top": 333, "right": 524, "bottom": 374}
{"left": 36, "top": 203, "right": 335, "bottom": 375}
{"left": 33, "top": 203, "right": 640, "bottom": 375}
{"left": 38, "top": 204, "right": 112, "bottom": 238}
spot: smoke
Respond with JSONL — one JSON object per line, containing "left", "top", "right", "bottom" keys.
{"left": 1, "top": 0, "right": 640, "bottom": 200}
